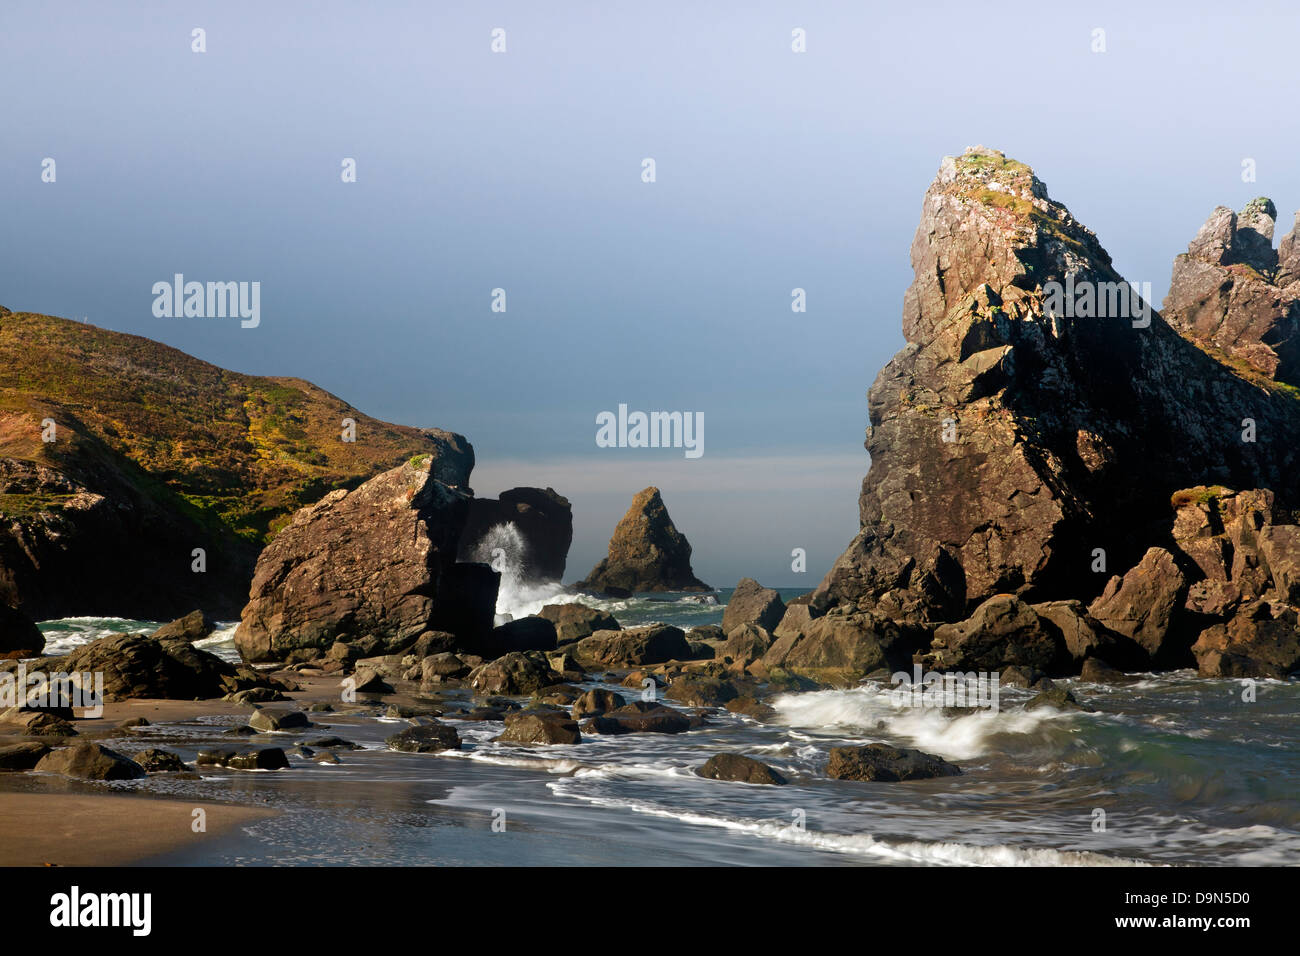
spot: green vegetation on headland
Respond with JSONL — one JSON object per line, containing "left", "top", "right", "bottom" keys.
{"left": 0, "top": 308, "right": 444, "bottom": 545}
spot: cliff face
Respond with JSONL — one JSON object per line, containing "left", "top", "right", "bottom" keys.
{"left": 0, "top": 308, "right": 464, "bottom": 619}
{"left": 814, "top": 148, "right": 1300, "bottom": 625}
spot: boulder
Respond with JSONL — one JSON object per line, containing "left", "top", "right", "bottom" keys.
{"left": 664, "top": 675, "right": 739, "bottom": 707}
{"left": 721, "top": 579, "right": 786, "bottom": 635}
{"left": 724, "top": 696, "right": 777, "bottom": 721}
{"left": 761, "top": 612, "right": 919, "bottom": 686}
{"left": 581, "top": 701, "right": 692, "bottom": 735}
{"left": 720, "top": 623, "right": 774, "bottom": 670}
{"left": 248, "top": 708, "right": 311, "bottom": 733}
{"left": 421, "top": 653, "right": 471, "bottom": 683}
{"left": 1025, "top": 687, "right": 1093, "bottom": 712}
{"left": 826, "top": 743, "right": 961, "bottom": 782}
{"left": 1088, "top": 548, "right": 1189, "bottom": 667}
{"left": 538, "top": 604, "right": 620, "bottom": 645}
{"left": 427, "top": 562, "right": 500, "bottom": 648}
{"left": 0, "top": 603, "right": 44, "bottom": 658}
{"left": 576, "top": 487, "right": 711, "bottom": 593}
{"left": 135, "top": 748, "right": 188, "bottom": 772}
{"left": 930, "top": 595, "right": 1068, "bottom": 673}
{"left": 575, "top": 624, "right": 691, "bottom": 666}
{"left": 571, "top": 688, "right": 625, "bottom": 719}
{"left": 234, "top": 453, "right": 486, "bottom": 663}
{"left": 468, "top": 651, "right": 561, "bottom": 696}
{"left": 457, "top": 487, "right": 574, "bottom": 582}
{"left": 0, "top": 741, "right": 51, "bottom": 770}
{"left": 482, "top": 616, "right": 558, "bottom": 657}
{"left": 385, "top": 722, "right": 461, "bottom": 753}
{"left": 1192, "top": 601, "right": 1300, "bottom": 678}
{"left": 196, "top": 748, "right": 290, "bottom": 770}
{"left": 35, "top": 743, "right": 145, "bottom": 780}
{"left": 497, "top": 709, "right": 582, "bottom": 745}
{"left": 1030, "top": 599, "right": 1140, "bottom": 670}
{"left": 149, "top": 610, "right": 216, "bottom": 643}
{"left": 61, "top": 632, "right": 272, "bottom": 701}
{"left": 695, "top": 753, "right": 787, "bottom": 785}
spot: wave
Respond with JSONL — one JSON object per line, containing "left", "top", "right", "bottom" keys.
{"left": 771, "top": 685, "right": 1079, "bottom": 761}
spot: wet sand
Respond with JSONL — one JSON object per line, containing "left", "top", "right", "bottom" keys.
{"left": 0, "top": 792, "right": 274, "bottom": 866}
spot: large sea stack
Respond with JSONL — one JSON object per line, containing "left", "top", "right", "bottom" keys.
{"left": 813, "top": 147, "right": 1299, "bottom": 626}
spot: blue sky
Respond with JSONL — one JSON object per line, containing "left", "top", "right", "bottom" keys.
{"left": 3, "top": 0, "right": 1299, "bottom": 586}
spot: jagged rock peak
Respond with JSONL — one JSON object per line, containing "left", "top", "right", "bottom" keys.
{"left": 903, "top": 147, "right": 1114, "bottom": 345}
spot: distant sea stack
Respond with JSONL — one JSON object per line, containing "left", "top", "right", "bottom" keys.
{"left": 0, "top": 308, "right": 453, "bottom": 620}
{"left": 578, "top": 486, "right": 711, "bottom": 594}
{"left": 457, "top": 486, "right": 573, "bottom": 582}
{"left": 812, "top": 146, "right": 1300, "bottom": 627}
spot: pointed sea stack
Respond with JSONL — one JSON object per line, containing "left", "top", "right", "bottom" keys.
{"left": 577, "top": 487, "right": 710, "bottom": 594}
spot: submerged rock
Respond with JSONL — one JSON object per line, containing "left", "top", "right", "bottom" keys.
{"left": 385, "top": 723, "right": 461, "bottom": 753}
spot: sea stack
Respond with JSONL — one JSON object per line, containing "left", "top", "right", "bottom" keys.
{"left": 577, "top": 487, "right": 711, "bottom": 594}
{"left": 812, "top": 146, "right": 1300, "bottom": 628}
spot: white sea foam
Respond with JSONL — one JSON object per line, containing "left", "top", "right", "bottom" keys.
{"left": 771, "top": 685, "right": 1077, "bottom": 761}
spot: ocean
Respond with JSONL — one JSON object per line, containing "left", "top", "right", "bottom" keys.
{"left": 30, "top": 583, "right": 1300, "bottom": 867}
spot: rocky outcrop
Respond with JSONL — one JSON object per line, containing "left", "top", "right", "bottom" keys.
{"left": 0, "top": 602, "right": 43, "bottom": 658}
{"left": 457, "top": 487, "right": 573, "bottom": 582}
{"left": 721, "top": 578, "right": 786, "bottom": 634}
{"left": 928, "top": 594, "right": 1069, "bottom": 673}
{"left": 234, "top": 451, "right": 491, "bottom": 663}
{"left": 577, "top": 487, "right": 710, "bottom": 594}
{"left": 538, "top": 603, "right": 620, "bottom": 645}
{"left": 813, "top": 147, "right": 1300, "bottom": 634}
{"left": 1163, "top": 199, "right": 1300, "bottom": 383}
{"left": 1087, "top": 548, "right": 1189, "bottom": 667}
{"left": 0, "top": 310, "right": 462, "bottom": 620}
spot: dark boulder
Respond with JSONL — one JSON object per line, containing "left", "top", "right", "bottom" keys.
{"left": 385, "top": 722, "right": 461, "bottom": 753}
{"left": 538, "top": 604, "right": 620, "bottom": 645}
{"left": 826, "top": 743, "right": 961, "bottom": 782}
{"left": 149, "top": 610, "right": 216, "bottom": 643}
{"left": 457, "top": 487, "right": 574, "bottom": 582}
{"left": 695, "top": 753, "right": 787, "bottom": 785}
{"left": 35, "top": 743, "right": 145, "bottom": 780}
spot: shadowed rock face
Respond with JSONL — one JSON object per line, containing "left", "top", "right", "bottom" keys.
{"left": 1163, "top": 199, "right": 1300, "bottom": 384}
{"left": 457, "top": 486, "right": 573, "bottom": 582}
{"left": 234, "top": 450, "right": 487, "bottom": 663}
{"left": 577, "top": 487, "right": 711, "bottom": 593}
{"left": 814, "top": 147, "right": 1300, "bottom": 626}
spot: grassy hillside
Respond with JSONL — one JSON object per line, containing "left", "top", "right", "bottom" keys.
{"left": 0, "top": 307, "right": 448, "bottom": 545}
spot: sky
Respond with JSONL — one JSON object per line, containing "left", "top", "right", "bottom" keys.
{"left": 3, "top": 0, "right": 1300, "bottom": 588}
